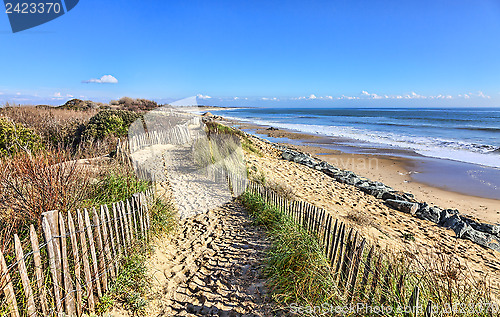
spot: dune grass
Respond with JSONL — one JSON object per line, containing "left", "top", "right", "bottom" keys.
{"left": 240, "top": 190, "right": 498, "bottom": 316}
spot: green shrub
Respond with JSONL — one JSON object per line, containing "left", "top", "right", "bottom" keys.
{"left": 83, "top": 110, "right": 142, "bottom": 140}
{"left": 0, "top": 117, "right": 42, "bottom": 156}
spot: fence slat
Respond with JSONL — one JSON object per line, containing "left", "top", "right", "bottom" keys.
{"left": 77, "top": 209, "right": 95, "bottom": 312}
{"left": 369, "top": 254, "right": 383, "bottom": 305}
{"left": 334, "top": 225, "right": 348, "bottom": 275}
{"left": 0, "top": 248, "right": 19, "bottom": 317}
{"left": 424, "top": 300, "right": 433, "bottom": 317}
{"left": 120, "top": 201, "right": 131, "bottom": 247}
{"left": 112, "top": 203, "right": 123, "bottom": 256}
{"left": 100, "top": 205, "right": 115, "bottom": 279}
{"left": 348, "top": 237, "right": 366, "bottom": 302}
{"left": 359, "top": 246, "right": 374, "bottom": 300}
{"left": 381, "top": 264, "right": 393, "bottom": 304}
{"left": 129, "top": 199, "right": 138, "bottom": 237}
{"left": 406, "top": 286, "right": 420, "bottom": 317}
{"left": 67, "top": 212, "right": 83, "bottom": 317}
{"left": 105, "top": 204, "right": 119, "bottom": 277}
{"left": 14, "top": 234, "right": 36, "bottom": 317}
{"left": 30, "top": 225, "right": 49, "bottom": 316}
{"left": 340, "top": 230, "right": 356, "bottom": 288}
{"left": 58, "top": 212, "right": 76, "bottom": 316}
{"left": 126, "top": 200, "right": 135, "bottom": 239}
{"left": 42, "top": 210, "right": 62, "bottom": 293}
{"left": 92, "top": 207, "right": 108, "bottom": 293}
{"left": 84, "top": 208, "right": 102, "bottom": 299}
{"left": 42, "top": 216, "right": 63, "bottom": 314}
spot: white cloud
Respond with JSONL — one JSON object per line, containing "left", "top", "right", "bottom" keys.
{"left": 477, "top": 91, "right": 491, "bottom": 99}
{"left": 261, "top": 97, "right": 279, "bottom": 101}
{"left": 308, "top": 94, "right": 317, "bottom": 100}
{"left": 83, "top": 75, "right": 118, "bottom": 84}
{"left": 197, "top": 94, "right": 212, "bottom": 99}
{"left": 53, "top": 92, "right": 63, "bottom": 99}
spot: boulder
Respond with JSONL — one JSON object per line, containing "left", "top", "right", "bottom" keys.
{"left": 282, "top": 150, "right": 297, "bottom": 161}
{"left": 360, "top": 186, "right": 387, "bottom": 199}
{"left": 439, "top": 209, "right": 459, "bottom": 226}
{"left": 441, "top": 214, "right": 463, "bottom": 230}
{"left": 415, "top": 204, "right": 441, "bottom": 224}
{"left": 381, "top": 192, "right": 405, "bottom": 201}
{"left": 467, "top": 221, "right": 500, "bottom": 236}
{"left": 462, "top": 229, "right": 500, "bottom": 252}
{"left": 385, "top": 199, "right": 419, "bottom": 215}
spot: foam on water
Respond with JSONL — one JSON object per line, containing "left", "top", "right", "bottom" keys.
{"left": 223, "top": 115, "right": 500, "bottom": 168}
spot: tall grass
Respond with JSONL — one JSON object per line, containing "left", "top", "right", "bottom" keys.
{"left": 99, "top": 199, "right": 176, "bottom": 314}
{"left": 240, "top": 190, "right": 498, "bottom": 316}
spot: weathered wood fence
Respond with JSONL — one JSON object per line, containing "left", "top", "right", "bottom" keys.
{"left": 247, "top": 182, "right": 438, "bottom": 316}
{"left": 0, "top": 188, "right": 155, "bottom": 316}
{"left": 128, "top": 114, "right": 202, "bottom": 153}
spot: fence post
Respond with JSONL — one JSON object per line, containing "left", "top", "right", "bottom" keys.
{"left": 0, "top": 248, "right": 19, "bottom": 317}
{"left": 14, "top": 234, "right": 36, "bottom": 316}
{"left": 41, "top": 210, "right": 62, "bottom": 292}
{"left": 67, "top": 212, "right": 83, "bottom": 317}
{"left": 42, "top": 216, "right": 63, "bottom": 314}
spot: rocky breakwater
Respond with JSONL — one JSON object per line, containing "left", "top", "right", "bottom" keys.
{"left": 281, "top": 148, "right": 500, "bottom": 252}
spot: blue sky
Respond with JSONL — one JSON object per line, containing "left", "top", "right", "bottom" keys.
{"left": 1, "top": 0, "right": 500, "bottom": 107}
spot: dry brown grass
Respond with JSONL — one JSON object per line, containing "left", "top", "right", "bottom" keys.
{"left": 0, "top": 150, "right": 95, "bottom": 250}
{"left": 0, "top": 105, "right": 97, "bottom": 147}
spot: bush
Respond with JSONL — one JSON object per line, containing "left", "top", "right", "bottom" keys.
{"left": 109, "top": 97, "right": 159, "bottom": 111}
{"left": 83, "top": 110, "right": 142, "bottom": 140}
{"left": 0, "top": 117, "right": 42, "bottom": 156}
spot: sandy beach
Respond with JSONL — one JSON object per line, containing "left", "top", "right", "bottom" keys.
{"left": 233, "top": 128, "right": 500, "bottom": 299}
{"left": 228, "top": 121, "right": 500, "bottom": 225}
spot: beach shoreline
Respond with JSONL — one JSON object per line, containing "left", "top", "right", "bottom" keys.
{"left": 222, "top": 118, "right": 500, "bottom": 224}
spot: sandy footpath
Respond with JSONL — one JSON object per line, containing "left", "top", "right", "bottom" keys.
{"left": 142, "top": 201, "right": 276, "bottom": 316}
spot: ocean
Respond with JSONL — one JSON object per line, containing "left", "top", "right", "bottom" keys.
{"left": 212, "top": 107, "right": 500, "bottom": 200}
{"left": 215, "top": 107, "right": 500, "bottom": 169}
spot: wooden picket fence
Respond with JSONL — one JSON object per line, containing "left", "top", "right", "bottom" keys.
{"left": 247, "top": 182, "right": 438, "bottom": 316}
{"left": 0, "top": 187, "right": 155, "bottom": 316}
{"left": 127, "top": 114, "right": 202, "bottom": 153}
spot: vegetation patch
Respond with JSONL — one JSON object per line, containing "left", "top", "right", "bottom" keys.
{"left": 82, "top": 109, "right": 142, "bottom": 140}
{"left": 240, "top": 190, "right": 497, "bottom": 316}
{"left": 0, "top": 117, "right": 42, "bottom": 156}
